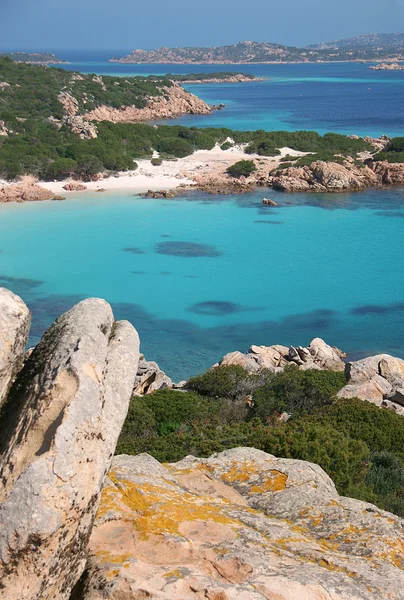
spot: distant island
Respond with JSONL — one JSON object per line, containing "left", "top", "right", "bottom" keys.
{"left": 110, "top": 33, "right": 404, "bottom": 64}
{"left": 0, "top": 52, "right": 67, "bottom": 64}
{"left": 368, "top": 62, "right": 404, "bottom": 71}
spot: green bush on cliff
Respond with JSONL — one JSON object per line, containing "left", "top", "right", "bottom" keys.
{"left": 187, "top": 365, "right": 268, "bottom": 400}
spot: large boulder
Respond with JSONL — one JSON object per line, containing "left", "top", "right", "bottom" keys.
{"left": 0, "top": 288, "right": 31, "bottom": 408}
{"left": 338, "top": 354, "right": 404, "bottom": 411}
{"left": 0, "top": 298, "right": 140, "bottom": 600}
{"left": 133, "top": 355, "right": 173, "bottom": 395}
{"left": 79, "top": 447, "right": 404, "bottom": 599}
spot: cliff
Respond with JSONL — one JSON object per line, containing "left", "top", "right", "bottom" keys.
{"left": 85, "top": 83, "right": 212, "bottom": 123}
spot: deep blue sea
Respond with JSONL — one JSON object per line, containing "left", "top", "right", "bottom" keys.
{"left": 1, "top": 52, "right": 403, "bottom": 379}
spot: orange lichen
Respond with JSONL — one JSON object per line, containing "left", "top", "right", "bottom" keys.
{"left": 249, "top": 471, "right": 288, "bottom": 494}
{"left": 220, "top": 461, "right": 259, "bottom": 484}
{"left": 96, "top": 470, "right": 242, "bottom": 541}
{"left": 164, "top": 569, "right": 184, "bottom": 579}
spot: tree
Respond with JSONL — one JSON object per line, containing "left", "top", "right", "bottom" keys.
{"left": 75, "top": 155, "right": 104, "bottom": 181}
{"left": 47, "top": 158, "right": 77, "bottom": 180}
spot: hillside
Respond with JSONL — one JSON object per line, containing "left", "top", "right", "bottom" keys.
{"left": 111, "top": 35, "right": 404, "bottom": 63}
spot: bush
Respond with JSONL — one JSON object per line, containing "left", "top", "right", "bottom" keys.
{"left": 47, "top": 157, "right": 77, "bottom": 179}
{"left": 75, "top": 155, "right": 104, "bottom": 180}
{"left": 226, "top": 160, "right": 257, "bottom": 178}
{"left": 151, "top": 157, "right": 163, "bottom": 166}
{"left": 220, "top": 141, "right": 233, "bottom": 151}
{"left": 157, "top": 138, "right": 193, "bottom": 158}
{"left": 187, "top": 365, "right": 268, "bottom": 400}
{"left": 251, "top": 368, "right": 347, "bottom": 420}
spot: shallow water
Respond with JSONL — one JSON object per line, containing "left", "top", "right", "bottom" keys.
{"left": 1, "top": 189, "right": 404, "bottom": 379}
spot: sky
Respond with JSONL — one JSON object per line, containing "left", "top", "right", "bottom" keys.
{"left": 0, "top": 0, "right": 403, "bottom": 52}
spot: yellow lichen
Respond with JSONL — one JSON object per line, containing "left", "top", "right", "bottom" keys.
{"left": 249, "top": 471, "right": 288, "bottom": 493}
{"left": 164, "top": 569, "right": 184, "bottom": 579}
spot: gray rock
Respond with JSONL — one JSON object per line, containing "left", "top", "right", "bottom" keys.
{"left": 0, "top": 298, "right": 140, "bottom": 600}
{"left": 133, "top": 356, "right": 173, "bottom": 395}
{"left": 0, "top": 288, "right": 31, "bottom": 408}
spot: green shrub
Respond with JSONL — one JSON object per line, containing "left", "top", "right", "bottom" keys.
{"left": 251, "top": 368, "right": 347, "bottom": 420}
{"left": 151, "top": 157, "right": 163, "bottom": 166}
{"left": 220, "top": 141, "right": 233, "bottom": 151}
{"left": 187, "top": 365, "right": 267, "bottom": 400}
{"left": 157, "top": 138, "right": 193, "bottom": 158}
{"left": 226, "top": 160, "right": 257, "bottom": 178}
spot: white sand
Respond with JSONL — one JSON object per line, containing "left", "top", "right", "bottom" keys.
{"left": 1, "top": 145, "right": 310, "bottom": 197}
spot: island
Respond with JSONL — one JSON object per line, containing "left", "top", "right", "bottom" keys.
{"left": 368, "top": 62, "right": 404, "bottom": 70}
{"left": 0, "top": 52, "right": 67, "bottom": 64}
{"left": 110, "top": 33, "right": 404, "bottom": 64}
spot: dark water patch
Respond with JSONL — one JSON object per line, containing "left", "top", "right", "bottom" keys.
{"left": 0, "top": 274, "right": 44, "bottom": 296}
{"left": 23, "top": 293, "right": 404, "bottom": 381}
{"left": 254, "top": 220, "right": 284, "bottom": 225}
{"left": 375, "top": 211, "right": 404, "bottom": 219}
{"left": 351, "top": 302, "right": 404, "bottom": 316}
{"left": 185, "top": 275, "right": 199, "bottom": 279}
{"left": 189, "top": 301, "right": 243, "bottom": 316}
{"left": 132, "top": 271, "right": 147, "bottom": 275}
{"left": 160, "top": 271, "right": 172, "bottom": 275}
{"left": 122, "top": 247, "right": 146, "bottom": 255}
{"left": 160, "top": 234, "right": 172, "bottom": 238}
{"left": 155, "top": 241, "right": 222, "bottom": 258}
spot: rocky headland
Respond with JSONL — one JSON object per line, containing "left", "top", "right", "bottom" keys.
{"left": 0, "top": 287, "right": 404, "bottom": 599}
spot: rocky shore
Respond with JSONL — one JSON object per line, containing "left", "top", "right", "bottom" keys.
{"left": 85, "top": 83, "right": 212, "bottom": 124}
{"left": 0, "top": 288, "right": 404, "bottom": 600}
{"left": 0, "top": 176, "right": 64, "bottom": 203}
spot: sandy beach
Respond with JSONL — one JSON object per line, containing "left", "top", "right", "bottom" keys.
{"left": 40, "top": 144, "right": 309, "bottom": 196}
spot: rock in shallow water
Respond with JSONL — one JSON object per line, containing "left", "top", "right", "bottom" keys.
{"left": 78, "top": 447, "right": 404, "bottom": 600}
{"left": 0, "top": 298, "right": 140, "bottom": 600}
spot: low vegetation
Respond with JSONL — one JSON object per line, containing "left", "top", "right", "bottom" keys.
{"left": 117, "top": 365, "right": 404, "bottom": 517}
{"left": 226, "top": 159, "right": 257, "bottom": 178}
{"left": 374, "top": 137, "right": 404, "bottom": 163}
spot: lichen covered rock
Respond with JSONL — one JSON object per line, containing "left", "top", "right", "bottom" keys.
{"left": 79, "top": 448, "right": 404, "bottom": 600}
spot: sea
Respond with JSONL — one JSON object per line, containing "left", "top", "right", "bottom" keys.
{"left": 1, "top": 51, "right": 403, "bottom": 379}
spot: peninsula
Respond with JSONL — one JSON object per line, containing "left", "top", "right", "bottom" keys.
{"left": 0, "top": 52, "right": 67, "bottom": 64}
{"left": 111, "top": 33, "right": 404, "bottom": 64}
{"left": 368, "top": 62, "right": 404, "bottom": 70}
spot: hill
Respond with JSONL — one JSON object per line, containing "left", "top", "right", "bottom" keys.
{"left": 112, "top": 34, "right": 404, "bottom": 64}
{"left": 0, "top": 52, "right": 67, "bottom": 64}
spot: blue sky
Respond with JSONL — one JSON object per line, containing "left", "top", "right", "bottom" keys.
{"left": 1, "top": 0, "right": 403, "bottom": 51}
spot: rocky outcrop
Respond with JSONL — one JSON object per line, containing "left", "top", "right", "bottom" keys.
{"left": 85, "top": 83, "right": 212, "bottom": 123}
{"left": 217, "top": 338, "right": 346, "bottom": 373}
{"left": 63, "top": 115, "right": 98, "bottom": 139}
{"left": 368, "top": 62, "right": 404, "bottom": 70}
{"left": 63, "top": 181, "right": 87, "bottom": 191}
{"left": 269, "top": 159, "right": 404, "bottom": 193}
{"left": 338, "top": 354, "right": 404, "bottom": 413}
{"left": 270, "top": 160, "right": 379, "bottom": 192}
{"left": 177, "top": 74, "right": 265, "bottom": 83}
{"left": 0, "top": 288, "right": 31, "bottom": 408}
{"left": 133, "top": 355, "right": 173, "bottom": 395}
{"left": 0, "top": 298, "right": 140, "bottom": 600}
{"left": 369, "top": 160, "right": 404, "bottom": 185}
{"left": 78, "top": 448, "right": 404, "bottom": 599}
{"left": 0, "top": 176, "right": 64, "bottom": 203}
{"left": 57, "top": 91, "right": 79, "bottom": 116}
{"left": 144, "top": 189, "right": 176, "bottom": 198}
{"left": 0, "top": 119, "right": 9, "bottom": 136}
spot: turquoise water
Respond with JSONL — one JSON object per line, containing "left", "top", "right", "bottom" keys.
{"left": 56, "top": 57, "right": 404, "bottom": 137}
{"left": 1, "top": 189, "right": 404, "bottom": 379}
